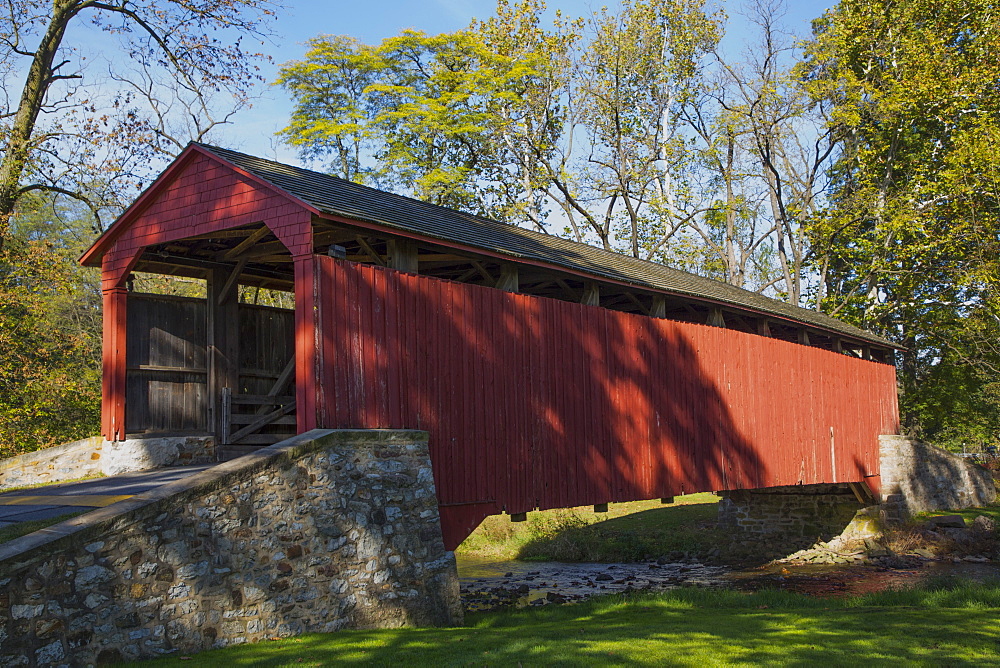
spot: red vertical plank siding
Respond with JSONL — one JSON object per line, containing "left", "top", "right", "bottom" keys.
{"left": 89, "top": 149, "right": 319, "bottom": 438}
{"left": 293, "top": 255, "right": 318, "bottom": 433}
{"left": 101, "top": 286, "right": 128, "bottom": 441}
{"left": 311, "top": 257, "right": 899, "bottom": 550}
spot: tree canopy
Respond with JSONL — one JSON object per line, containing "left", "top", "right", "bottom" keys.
{"left": 4, "top": 0, "right": 1000, "bottom": 454}
{"left": 0, "top": 0, "right": 279, "bottom": 248}
{"left": 276, "top": 0, "right": 1000, "bottom": 450}
{"left": 801, "top": 0, "right": 1000, "bottom": 443}
{"left": 0, "top": 0, "right": 277, "bottom": 453}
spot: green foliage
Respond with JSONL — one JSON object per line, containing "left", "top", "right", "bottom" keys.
{"left": 0, "top": 198, "right": 101, "bottom": 457}
{"left": 802, "top": 0, "right": 1000, "bottom": 443}
{"left": 277, "top": 7, "right": 574, "bottom": 223}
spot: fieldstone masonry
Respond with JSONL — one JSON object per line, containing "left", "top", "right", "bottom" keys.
{"left": 719, "top": 435, "right": 998, "bottom": 538}
{"left": 0, "top": 429, "right": 462, "bottom": 666}
{"left": 879, "top": 435, "right": 996, "bottom": 521}
{"left": 717, "top": 483, "right": 865, "bottom": 539}
{"left": 0, "top": 436, "right": 216, "bottom": 491}
{"left": 99, "top": 435, "right": 215, "bottom": 475}
{"left": 0, "top": 438, "right": 104, "bottom": 491}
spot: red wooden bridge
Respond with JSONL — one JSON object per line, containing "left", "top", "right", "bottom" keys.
{"left": 82, "top": 144, "right": 900, "bottom": 549}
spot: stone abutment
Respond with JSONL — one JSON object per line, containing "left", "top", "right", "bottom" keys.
{"left": 0, "top": 429, "right": 462, "bottom": 666}
{"left": 718, "top": 435, "right": 997, "bottom": 540}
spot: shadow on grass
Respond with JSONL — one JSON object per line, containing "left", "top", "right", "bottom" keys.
{"left": 142, "top": 584, "right": 1000, "bottom": 667}
{"left": 512, "top": 500, "right": 818, "bottom": 565}
{"left": 515, "top": 503, "right": 721, "bottom": 562}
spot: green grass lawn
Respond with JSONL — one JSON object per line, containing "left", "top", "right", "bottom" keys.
{"left": 141, "top": 583, "right": 1000, "bottom": 667}
{"left": 457, "top": 493, "right": 792, "bottom": 563}
{"left": 457, "top": 494, "right": 721, "bottom": 562}
{"left": 920, "top": 503, "right": 1000, "bottom": 526}
{"left": 0, "top": 511, "right": 82, "bottom": 544}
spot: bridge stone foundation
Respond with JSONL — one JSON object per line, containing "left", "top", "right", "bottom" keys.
{"left": 717, "top": 484, "right": 866, "bottom": 540}
{"left": 0, "top": 429, "right": 462, "bottom": 666}
{"left": 719, "top": 435, "right": 998, "bottom": 540}
{"left": 879, "top": 435, "right": 997, "bottom": 521}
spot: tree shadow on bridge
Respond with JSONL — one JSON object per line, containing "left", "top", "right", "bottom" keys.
{"left": 316, "top": 258, "right": 823, "bottom": 547}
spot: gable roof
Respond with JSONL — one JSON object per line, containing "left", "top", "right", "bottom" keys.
{"left": 192, "top": 144, "right": 893, "bottom": 349}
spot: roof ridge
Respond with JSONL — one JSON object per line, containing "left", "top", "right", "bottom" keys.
{"left": 193, "top": 143, "right": 895, "bottom": 348}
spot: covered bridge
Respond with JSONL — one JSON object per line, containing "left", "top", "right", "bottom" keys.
{"left": 81, "top": 143, "right": 900, "bottom": 548}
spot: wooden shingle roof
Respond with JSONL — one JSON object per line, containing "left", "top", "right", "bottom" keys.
{"left": 195, "top": 144, "right": 893, "bottom": 348}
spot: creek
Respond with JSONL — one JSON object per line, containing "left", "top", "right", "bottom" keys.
{"left": 456, "top": 553, "right": 1000, "bottom": 611}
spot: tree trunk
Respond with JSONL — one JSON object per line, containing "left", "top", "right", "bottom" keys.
{"left": 0, "top": 0, "right": 78, "bottom": 250}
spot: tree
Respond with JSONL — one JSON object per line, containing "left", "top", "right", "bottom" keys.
{"left": 0, "top": 0, "right": 278, "bottom": 248}
{"left": 278, "top": 3, "right": 577, "bottom": 225}
{"left": 275, "top": 35, "right": 380, "bottom": 184}
{"left": 674, "top": 0, "right": 836, "bottom": 300}
{"left": 573, "top": 0, "right": 721, "bottom": 255}
{"left": 0, "top": 195, "right": 101, "bottom": 456}
{"left": 802, "top": 0, "right": 1000, "bottom": 442}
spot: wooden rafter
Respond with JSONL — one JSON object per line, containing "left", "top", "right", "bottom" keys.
{"left": 216, "top": 257, "right": 248, "bottom": 306}
{"left": 554, "top": 279, "right": 578, "bottom": 301}
{"left": 624, "top": 293, "right": 650, "bottom": 316}
{"left": 470, "top": 261, "right": 494, "bottom": 284}
{"left": 355, "top": 236, "right": 387, "bottom": 266}
{"left": 222, "top": 225, "right": 271, "bottom": 261}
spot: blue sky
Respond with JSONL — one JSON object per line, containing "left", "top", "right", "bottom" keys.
{"left": 225, "top": 0, "right": 835, "bottom": 163}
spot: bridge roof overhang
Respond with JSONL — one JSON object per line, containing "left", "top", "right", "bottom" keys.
{"left": 81, "top": 143, "right": 898, "bottom": 355}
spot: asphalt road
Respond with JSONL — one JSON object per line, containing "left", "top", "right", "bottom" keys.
{"left": 0, "top": 465, "right": 214, "bottom": 528}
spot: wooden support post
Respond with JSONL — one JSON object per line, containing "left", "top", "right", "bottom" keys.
{"left": 798, "top": 329, "right": 811, "bottom": 346}
{"left": 651, "top": 295, "right": 667, "bottom": 318}
{"left": 581, "top": 282, "right": 600, "bottom": 306}
{"left": 101, "top": 286, "right": 128, "bottom": 442}
{"left": 220, "top": 387, "right": 232, "bottom": 446}
{"left": 833, "top": 338, "right": 844, "bottom": 354}
{"left": 593, "top": 503, "right": 608, "bottom": 513}
{"left": 292, "top": 255, "right": 319, "bottom": 433}
{"left": 757, "top": 318, "right": 771, "bottom": 337}
{"left": 208, "top": 267, "right": 241, "bottom": 443}
{"left": 388, "top": 238, "right": 419, "bottom": 273}
{"left": 707, "top": 307, "right": 725, "bottom": 327}
{"left": 496, "top": 263, "right": 519, "bottom": 292}
{"left": 862, "top": 345, "right": 872, "bottom": 360}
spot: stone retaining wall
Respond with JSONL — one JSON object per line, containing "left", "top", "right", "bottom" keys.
{"left": 719, "top": 436, "right": 999, "bottom": 539}
{"left": 0, "top": 435, "right": 217, "bottom": 491}
{"left": 99, "top": 435, "right": 215, "bottom": 475}
{"left": 880, "top": 435, "right": 997, "bottom": 521}
{"left": 0, "top": 437, "right": 104, "bottom": 491}
{"left": 0, "top": 429, "right": 462, "bottom": 666}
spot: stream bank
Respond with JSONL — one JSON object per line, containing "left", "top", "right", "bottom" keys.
{"left": 457, "top": 554, "right": 1000, "bottom": 611}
